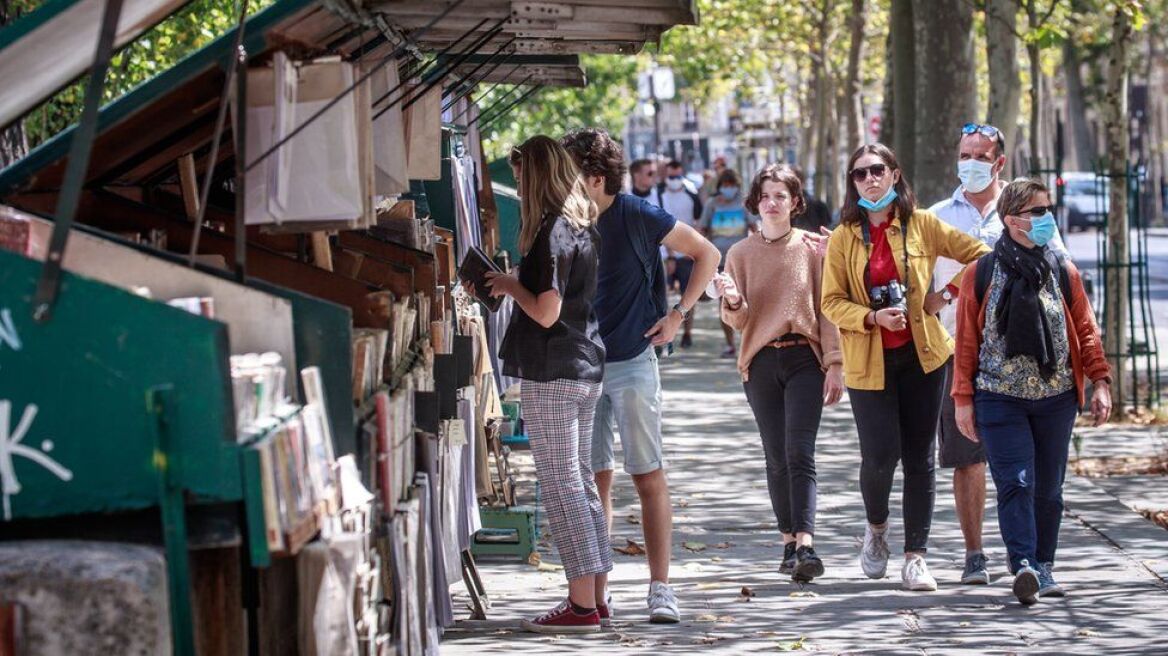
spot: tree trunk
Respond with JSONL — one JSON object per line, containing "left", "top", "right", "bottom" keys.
{"left": 1063, "top": 39, "right": 1097, "bottom": 171}
{"left": 812, "top": 0, "right": 835, "bottom": 202}
{"left": 912, "top": 0, "right": 975, "bottom": 206}
{"left": 985, "top": 0, "right": 1021, "bottom": 176}
{"left": 0, "top": 0, "right": 28, "bottom": 168}
{"left": 1102, "top": 7, "right": 1132, "bottom": 415}
{"left": 843, "top": 0, "right": 867, "bottom": 156}
{"left": 1025, "top": 2, "right": 1042, "bottom": 173}
{"left": 890, "top": 0, "right": 915, "bottom": 179}
{"left": 879, "top": 28, "right": 895, "bottom": 145}
{"left": 1143, "top": 28, "right": 1164, "bottom": 226}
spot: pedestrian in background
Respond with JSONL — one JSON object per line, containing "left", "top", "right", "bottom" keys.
{"left": 493, "top": 136, "right": 609, "bottom": 633}
{"left": 951, "top": 177, "right": 1111, "bottom": 606}
{"left": 700, "top": 167, "right": 757, "bottom": 358}
{"left": 657, "top": 160, "right": 704, "bottom": 348}
{"left": 821, "top": 143, "right": 989, "bottom": 592}
{"left": 717, "top": 163, "right": 844, "bottom": 582}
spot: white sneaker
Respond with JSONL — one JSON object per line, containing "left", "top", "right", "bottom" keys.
{"left": 901, "top": 555, "right": 938, "bottom": 591}
{"left": 860, "top": 524, "right": 891, "bottom": 579}
{"left": 646, "top": 581, "right": 680, "bottom": 623}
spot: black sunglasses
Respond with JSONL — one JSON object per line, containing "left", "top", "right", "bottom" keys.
{"left": 1017, "top": 204, "right": 1056, "bottom": 217}
{"left": 850, "top": 163, "right": 888, "bottom": 182}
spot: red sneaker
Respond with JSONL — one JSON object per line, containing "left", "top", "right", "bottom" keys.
{"left": 597, "top": 594, "right": 613, "bottom": 626}
{"left": 520, "top": 600, "right": 601, "bottom": 634}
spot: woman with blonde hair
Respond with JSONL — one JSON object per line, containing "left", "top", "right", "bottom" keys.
{"left": 490, "top": 135, "right": 611, "bottom": 633}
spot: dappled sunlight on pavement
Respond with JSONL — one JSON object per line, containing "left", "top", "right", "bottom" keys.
{"left": 444, "top": 310, "right": 1168, "bottom": 654}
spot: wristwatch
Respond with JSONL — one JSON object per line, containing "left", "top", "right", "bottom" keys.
{"left": 671, "top": 302, "right": 691, "bottom": 319}
{"left": 941, "top": 288, "right": 955, "bottom": 304}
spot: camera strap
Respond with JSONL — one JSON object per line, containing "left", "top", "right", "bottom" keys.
{"left": 861, "top": 216, "right": 911, "bottom": 293}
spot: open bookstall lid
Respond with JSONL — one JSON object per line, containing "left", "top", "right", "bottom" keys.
{"left": 0, "top": 0, "right": 198, "bottom": 129}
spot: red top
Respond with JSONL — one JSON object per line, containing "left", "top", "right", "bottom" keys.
{"left": 868, "top": 220, "right": 912, "bottom": 349}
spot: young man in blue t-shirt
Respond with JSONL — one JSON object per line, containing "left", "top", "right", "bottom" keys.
{"left": 562, "top": 129, "right": 720, "bottom": 624}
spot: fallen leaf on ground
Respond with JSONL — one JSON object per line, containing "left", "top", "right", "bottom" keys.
{"left": 693, "top": 635, "right": 723, "bottom": 645}
{"left": 696, "top": 582, "right": 721, "bottom": 590}
{"left": 713, "top": 541, "right": 734, "bottom": 549}
{"left": 710, "top": 556, "right": 724, "bottom": 562}
{"left": 776, "top": 635, "right": 808, "bottom": 651}
{"left": 614, "top": 539, "right": 646, "bottom": 556}
{"left": 740, "top": 586, "right": 756, "bottom": 598}
{"left": 1077, "top": 629, "right": 1101, "bottom": 638}
{"left": 696, "top": 614, "right": 719, "bottom": 622}
{"left": 626, "top": 514, "right": 641, "bottom": 525}
{"left": 788, "top": 590, "right": 819, "bottom": 598}
{"left": 717, "top": 616, "right": 736, "bottom": 623}
{"left": 677, "top": 499, "right": 690, "bottom": 508}
{"left": 959, "top": 621, "right": 971, "bottom": 628}
{"left": 537, "top": 561, "right": 563, "bottom": 573}
{"left": 683, "top": 541, "right": 707, "bottom": 552}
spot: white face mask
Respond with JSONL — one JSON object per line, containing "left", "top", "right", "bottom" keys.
{"left": 957, "top": 159, "right": 995, "bottom": 193}
{"left": 666, "top": 177, "right": 685, "bottom": 192}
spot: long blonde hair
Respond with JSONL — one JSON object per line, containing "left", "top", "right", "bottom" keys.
{"left": 511, "top": 135, "right": 598, "bottom": 254}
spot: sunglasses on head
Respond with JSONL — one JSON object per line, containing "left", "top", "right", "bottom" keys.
{"left": 850, "top": 163, "right": 888, "bottom": 182}
{"left": 1017, "top": 204, "right": 1056, "bottom": 218}
{"left": 962, "top": 123, "right": 1002, "bottom": 140}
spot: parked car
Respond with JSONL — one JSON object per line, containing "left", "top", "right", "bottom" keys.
{"left": 1060, "top": 172, "right": 1109, "bottom": 232}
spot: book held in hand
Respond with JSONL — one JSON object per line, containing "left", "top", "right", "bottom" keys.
{"left": 456, "top": 246, "right": 503, "bottom": 313}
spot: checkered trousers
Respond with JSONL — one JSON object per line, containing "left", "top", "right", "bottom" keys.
{"left": 521, "top": 378, "right": 613, "bottom": 581}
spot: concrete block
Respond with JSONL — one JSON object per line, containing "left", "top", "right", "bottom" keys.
{"left": 0, "top": 540, "right": 171, "bottom": 656}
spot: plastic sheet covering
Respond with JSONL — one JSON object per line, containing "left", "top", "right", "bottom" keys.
{"left": 296, "top": 534, "right": 363, "bottom": 656}
{"left": 413, "top": 474, "right": 441, "bottom": 653}
{"left": 404, "top": 84, "right": 442, "bottom": 181}
{"left": 369, "top": 59, "right": 409, "bottom": 196}
{"left": 245, "top": 56, "right": 363, "bottom": 226}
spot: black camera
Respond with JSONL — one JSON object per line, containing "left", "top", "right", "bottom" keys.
{"left": 869, "top": 280, "right": 908, "bottom": 313}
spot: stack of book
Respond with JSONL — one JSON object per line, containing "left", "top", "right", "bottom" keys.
{"left": 352, "top": 328, "right": 389, "bottom": 403}
{"left": 231, "top": 352, "right": 287, "bottom": 436}
{"left": 0, "top": 210, "right": 30, "bottom": 255}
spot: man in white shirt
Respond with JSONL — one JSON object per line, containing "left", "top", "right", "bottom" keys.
{"left": 655, "top": 160, "right": 703, "bottom": 347}
{"left": 926, "top": 123, "right": 1069, "bottom": 587}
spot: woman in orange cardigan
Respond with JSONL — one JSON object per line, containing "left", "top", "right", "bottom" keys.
{"left": 951, "top": 178, "right": 1111, "bottom": 606}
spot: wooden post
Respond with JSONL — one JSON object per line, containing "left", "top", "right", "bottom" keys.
{"left": 311, "top": 232, "right": 334, "bottom": 272}
{"left": 177, "top": 154, "right": 200, "bottom": 220}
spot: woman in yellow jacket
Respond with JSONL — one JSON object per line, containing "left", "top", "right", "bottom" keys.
{"left": 821, "top": 143, "right": 989, "bottom": 592}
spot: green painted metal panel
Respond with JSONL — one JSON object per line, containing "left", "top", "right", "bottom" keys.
{"left": 422, "top": 130, "right": 456, "bottom": 234}
{"left": 494, "top": 182, "right": 520, "bottom": 262}
{"left": 0, "top": 0, "right": 315, "bottom": 195}
{"left": 0, "top": 248, "right": 240, "bottom": 521}
{"left": 488, "top": 156, "right": 515, "bottom": 188}
{"left": 248, "top": 279, "right": 356, "bottom": 457}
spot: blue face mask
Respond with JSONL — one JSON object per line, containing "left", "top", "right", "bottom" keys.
{"left": 719, "top": 186, "right": 739, "bottom": 200}
{"left": 1025, "top": 212, "right": 1057, "bottom": 247}
{"left": 858, "top": 187, "right": 898, "bottom": 212}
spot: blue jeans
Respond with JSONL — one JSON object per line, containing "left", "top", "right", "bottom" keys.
{"left": 975, "top": 389, "right": 1079, "bottom": 573}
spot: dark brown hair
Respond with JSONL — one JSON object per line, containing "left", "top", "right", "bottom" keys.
{"left": 839, "top": 143, "right": 917, "bottom": 226}
{"left": 715, "top": 168, "right": 742, "bottom": 189}
{"left": 629, "top": 158, "right": 654, "bottom": 175}
{"left": 745, "top": 164, "right": 806, "bottom": 217}
{"left": 560, "top": 128, "right": 627, "bottom": 196}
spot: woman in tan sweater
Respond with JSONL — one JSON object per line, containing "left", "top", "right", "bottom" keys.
{"left": 715, "top": 163, "right": 844, "bottom": 582}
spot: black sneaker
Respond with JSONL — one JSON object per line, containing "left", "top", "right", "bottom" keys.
{"left": 779, "top": 542, "right": 797, "bottom": 575}
{"left": 793, "top": 546, "right": 825, "bottom": 582}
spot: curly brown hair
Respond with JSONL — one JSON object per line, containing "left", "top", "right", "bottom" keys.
{"left": 745, "top": 164, "right": 806, "bottom": 217}
{"left": 560, "top": 128, "right": 627, "bottom": 196}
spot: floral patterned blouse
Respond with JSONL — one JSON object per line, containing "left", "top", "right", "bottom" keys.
{"left": 975, "top": 262, "right": 1075, "bottom": 400}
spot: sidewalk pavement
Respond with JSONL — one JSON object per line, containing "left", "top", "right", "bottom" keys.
{"left": 443, "top": 311, "right": 1168, "bottom": 655}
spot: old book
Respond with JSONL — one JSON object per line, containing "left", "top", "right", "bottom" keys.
{"left": 0, "top": 212, "right": 30, "bottom": 255}
{"left": 257, "top": 438, "right": 286, "bottom": 553}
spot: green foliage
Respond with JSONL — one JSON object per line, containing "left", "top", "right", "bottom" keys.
{"left": 479, "top": 54, "right": 639, "bottom": 161}
{"left": 19, "top": 0, "right": 271, "bottom": 148}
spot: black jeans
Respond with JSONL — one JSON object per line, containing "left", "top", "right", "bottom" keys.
{"left": 743, "top": 345, "right": 825, "bottom": 536}
{"left": 847, "top": 343, "right": 945, "bottom": 553}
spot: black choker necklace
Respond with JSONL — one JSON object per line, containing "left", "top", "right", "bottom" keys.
{"left": 761, "top": 228, "right": 793, "bottom": 244}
